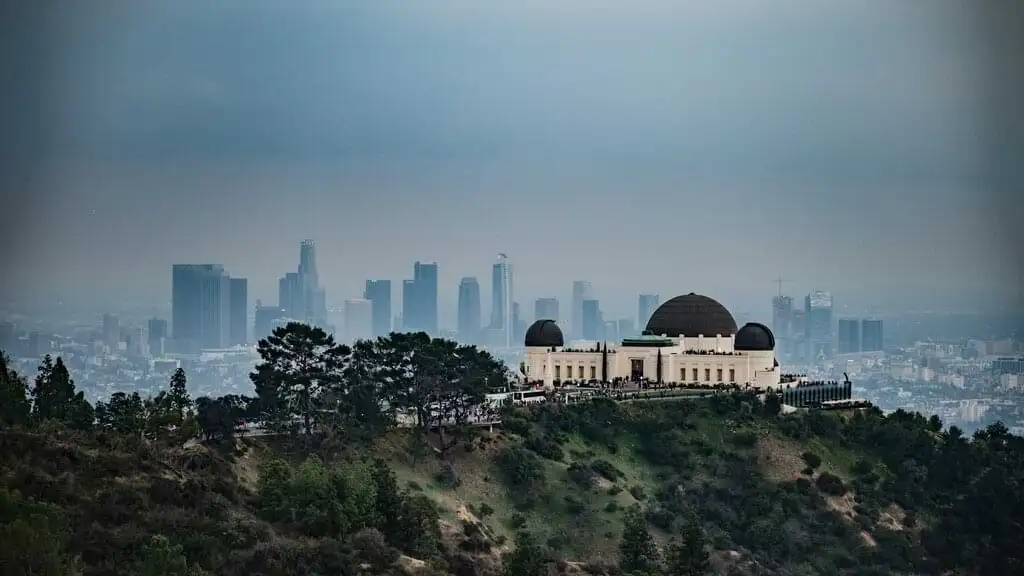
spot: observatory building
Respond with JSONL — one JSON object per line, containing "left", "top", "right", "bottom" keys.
{"left": 523, "top": 293, "right": 781, "bottom": 389}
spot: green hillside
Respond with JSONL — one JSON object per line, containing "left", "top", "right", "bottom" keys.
{"left": 1, "top": 326, "right": 1022, "bottom": 575}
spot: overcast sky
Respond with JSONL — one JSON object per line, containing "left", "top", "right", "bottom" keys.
{"left": 1, "top": 1, "right": 1021, "bottom": 322}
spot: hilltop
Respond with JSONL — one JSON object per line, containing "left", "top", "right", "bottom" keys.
{"left": 1, "top": 325, "right": 1022, "bottom": 575}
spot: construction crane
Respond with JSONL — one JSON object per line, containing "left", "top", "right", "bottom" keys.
{"left": 773, "top": 277, "right": 795, "bottom": 297}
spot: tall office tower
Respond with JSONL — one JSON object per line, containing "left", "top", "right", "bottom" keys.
{"left": 402, "top": 279, "right": 418, "bottom": 332}
{"left": 860, "top": 319, "right": 884, "bottom": 352}
{"left": 229, "top": 277, "right": 248, "bottom": 346}
{"left": 771, "top": 295, "right": 794, "bottom": 338}
{"left": 571, "top": 280, "right": 593, "bottom": 339}
{"left": 363, "top": 280, "right": 392, "bottom": 338}
{"left": 837, "top": 319, "right": 861, "bottom": 354}
{"left": 490, "top": 254, "right": 513, "bottom": 348}
{"left": 534, "top": 298, "right": 559, "bottom": 322}
{"left": 617, "top": 318, "right": 635, "bottom": 339}
{"left": 172, "top": 264, "right": 231, "bottom": 351}
{"left": 344, "top": 299, "right": 373, "bottom": 344}
{"left": 278, "top": 272, "right": 303, "bottom": 320}
{"left": 129, "top": 326, "right": 147, "bottom": 357}
{"left": 603, "top": 321, "right": 619, "bottom": 343}
{"left": 147, "top": 318, "right": 167, "bottom": 357}
{"left": 581, "top": 299, "right": 601, "bottom": 340}
{"left": 805, "top": 290, "right": 834, "bottom": 359}
{"left": 254, "top": 302, "right": 285, "bottom": 342}
{"left": 102, "top": 313, "right": 120, "bottom": 350}
{"left": 512, "top": 301, "right": 527, "bottom": 346}
{"left": 457, "top": 277, "right": 481, "bottom": 344}
{"left": 298, "top": 239, "right": 326, "bottom": 325}
{"left": 638, "top": 294, "right": 660, "bottom": 329}
{"left": 414, "top": 261, "right": 439, "bottom": 335}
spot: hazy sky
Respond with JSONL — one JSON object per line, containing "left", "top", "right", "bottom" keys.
{"left": 2, "top": 1, "right": 1022, "bottom": 322}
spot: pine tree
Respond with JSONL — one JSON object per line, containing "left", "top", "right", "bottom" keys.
{"left": 32, "top": 356, "right": 75, "bottom": 423}
{"left": 0, "top": 352, "right": 31, "bottom": 427}
{"left": 665, "top": 519, "right": 711, "bottom": 576}
{"left": 167, "top": 368, "right": 193, "bottom": 425}
{"left": 619, "top": 508, "right": 661, "bottom": 574}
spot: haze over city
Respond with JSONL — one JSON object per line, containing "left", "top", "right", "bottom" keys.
{"left": 2, "top": 1, "right": 1022, "bottom": 322}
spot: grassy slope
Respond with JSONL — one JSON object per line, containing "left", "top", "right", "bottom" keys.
{"left": 366, "top": 400, "right": 902, "bottom": 567}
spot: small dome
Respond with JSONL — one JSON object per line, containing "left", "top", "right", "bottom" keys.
{"left": 735, "top": 322, "right": 775, "bottom": 351}
{"left": 524, "top": 319, "right": 563, "bottom": 347}
{"left": 644, "top": 293, "right": 737, "bottom": 338}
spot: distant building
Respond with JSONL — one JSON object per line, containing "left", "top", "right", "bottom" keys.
{"left": 364, "top": 280, "right": 392, "bottom": 338}
{"left": 147, "top": 318, "right": 167, "bottom": 356}
{"left": 837, "top": 319, "right": 861, "bottom": 354}
{"left": 638, "top": 294, "right": 660, "bottom": 329}
{"left": 805, "top": 290, "right": 834, "bottom": 359}
{"left": 490, "top": 256, "right": 513, "bottom": 348}
{"left": 534, "top": 298, "right": 559, "bottom": 324}
{"left": 344, "top": 299, "right": 373, "bottom": 344}
{"left": 524, "top": 292, "right": 781, "bottom": 389}
{"left": 254, "top": 303, "right": 285, "bottom": 342}
{"left": 571, "top": 281, "right": 593, "bottom": 340}
{"left": 172, "top": 264, "right": 231, "bottom": 351}
{"left": 581, "top": 299, "right": 601, "bottom": 341}
{"left": 617, "top": 318, "right": 635, "bottom": 339}
{"left": 403, "top": 262, "right": 438, "bottom": 335}
{"left": 102, "top": 313, "right": 119, "bottom": 350}
{"left": 0, "top": 321, "right": 15, "bottom": 354}
{"left": 229, "top": 277, "right": 248, "bottom": 346}
{"left": 860, "top": 319, "right": 883, "bottom": 352}
{"left": 457, "top": 277, "right": 481, "bottom": 344}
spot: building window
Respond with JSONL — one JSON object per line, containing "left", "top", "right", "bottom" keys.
{"left": 729, "top": 368, "right": 735, "bottom": 382}
{"left": 692, "top": 368, "right": 698, "bottom": 382}
{"left": 578, "top": 366, "right": 584, "bottom": 379}
{"left": 590, "top": 366, "right": 597, "bottom": 379}
{"left": 704, "top": 368, "right": 711, "bottom": 382}
{"left": 554, "top": 365, "right": 561, "bottom": 379}
{"left": 716, "top": 368, "right": 723, "bottom": 382}
{"left": 681, "top": 368, "right": 685, "bottom": 381}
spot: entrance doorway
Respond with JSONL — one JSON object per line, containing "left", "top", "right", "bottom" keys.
{"left": 630, "top": 359, "right": 644, "bottom": 382}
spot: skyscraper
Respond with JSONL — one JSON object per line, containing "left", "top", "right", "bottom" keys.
{"left": 147, "top": 318, "right": 167, "bottom": 356}
{"left": 534, "top": 298, "right": 559, "bottom": 322}
{"left": 102, "top": 313, "right": 119, "bottom": 350}
{"left": 364, "top": 280, "right": 392, "bottom": 338}
{"left": 457, "top": 277, "right": 481, "bottom": 345}
{"left": 805, "top": 290, "right": 834, "bottom": 359}
{"left": 254, "top": 302, "right": 285, "bottom": 342}
{"left": 581, "top": 299, "right": 601, "bottom": 340}
{"left": 344, "top": 299, "right": 373, "bottom": 344}
{"left": 638, "top": 294, "right": 660, "bottom": 329}
{"left": 229, "top": 277, "right": 248, "bottom": 346}
{"left": 837, "top": 319, "right": 861, "bottom": 354}
{"left": 861, "top": 319, "right": 884, "bottom": 352}
{"left": 413, "top": 261, "right": 439, "bottom": 335}
{"left": 278, "top": 240, "right": 327, "bottom": 327}
{"left": 402, "top": 279, "right": 418, "bottom": 333}
{"left": 571, "top": 280, "right": 593, "bottom": 340}
{"left": 490, "top": 255, "right": 513, "bottom": 348}
{"left": 278, "top": 272, "right": 303, "bottom": 320}
{"left": 172, "top": 264, "right": 231, "bottom": 351}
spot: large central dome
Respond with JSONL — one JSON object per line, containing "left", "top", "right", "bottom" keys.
{"left": 644, "top": 293, "right": 738, "bottom": 338}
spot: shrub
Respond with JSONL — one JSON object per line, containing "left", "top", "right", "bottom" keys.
{"left": 801, "top": 451, "right": 822, "bottom": 469}
{"left": 590, "top": 459, "right": 622, "bottom": 481}
{"left": 816, "top": 472, "right": 846, "bottom": 496}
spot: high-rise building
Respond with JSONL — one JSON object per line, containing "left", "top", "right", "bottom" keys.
{"left": 805, "top": 290, "right": 834, "bottom": 359}
{"left": 277, "top": 240, "right": 327, "bottom": 328}
{"left": 617, "top": 318, "right": 635, "bottom": 338}
{"left": 837, "top": 319, "right": 861, "bottom": 354}
{"left": 861, "top": 319, "right": 884, "bottom": 352}
{"left": 581, "top": 299, "right": 601, "bottom": 340}
{"left": 0, "top": 321, "right": 14, "bottom": 353}
{"left": 102, "top": 313, "right": 120, "bottom": 350}
{"left": 572, "top": 280, "right": 593, "bottom": 339}
{"left": 771, "top": 295, "right": 793, "bottom": 338}
{"left": 638, "top": 294, "right": 660, "bottom": 329}
{"left": 364, "top": 280, "right": 392, "bottom": 338}
{"left": 172, "top": 264, "right": 231, "bottom": 351}
{"left": 229, "top": 277, "right": 248, "bottom": 346}
{"left": 603, "top": 320, "right": 619, "bottom": 343}
{"left": 457, "top": 277, "right": 481, "bottom": 344}
{"left": 490, "top": 255, "right": 513, "bottom": 348}
{"left": 403, "top": 261, "right": 439, "bottom": 335}
{"left": 147, "top": 318, "right": 167, "bottom": 357}
{"left": 278, "top": 272, "right": 303, "bottom": 320}
{"left": 534, "top": 298, "right": 559, "bottom": 322}
{"left": 344, "top": 299, "right": 373, "bottom": 344}
{"left": 254, "top": 301, "right": 285, "bottom": 342}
